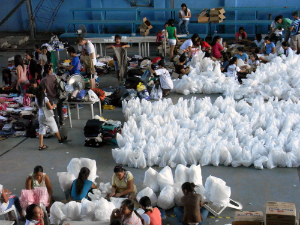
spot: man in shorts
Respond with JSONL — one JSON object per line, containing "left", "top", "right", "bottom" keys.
{"left": 290, "top": 11, "right": 300, "bottom": 54}
{"left": 77, "top": 37, "right": 97, "bottom": 88}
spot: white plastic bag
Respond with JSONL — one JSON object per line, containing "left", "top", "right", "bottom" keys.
{"left": 57, "top": 172, "right": 75, "bottom": 192}
{"left": 173, "top": 182, "right": 184, "bottom": 206}
{"left": 110, "top": 197, "right": 128, "bottom": 209}
{"left": 50, "top": 202, "right": 66, "bottom": 224}
{"left": 157, "top": 166, "right": 174, "bottom": 190}
{"left": 143, "top": 167, "right": 160, "bottom": 192}
{"left": 157, "top": 185, "right": 175, "bottom": 209}
{"left": 189, "top": 164, "right": 202, "bottom": 186}
{"left": 136, "top": 187, "right": 158, "bottom": 206}
{"left": 88, "top": 89, "right": 99, "bottom": 102}
{"left": 67, "top": 158, "right": 82, "bottom": 179}
{"left": 99, "top": 182, "right": 113, "bottom": 194}
{"left": 174, "top": 164, "right": 189, "bottom": 184}
{"left": 80, "top": 158, "right": 97, "bottom": 182}
{"left": 94, "top": 198, "right": 115, "bottom": 221}
{"left": 65, "top": 201, "right": 82, "bottom": 221}
{"left": 81, "top": 198, "right": 95, "bottom": 221}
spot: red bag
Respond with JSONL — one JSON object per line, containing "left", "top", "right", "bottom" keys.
{"left": 91, "top": 88, "right": 106, "bottom": 101}
{"left": 156, "top": 31, "right": 163, "bottom": 44}
{"left": 23, "top": 94, "right": 31, "bottom": 107}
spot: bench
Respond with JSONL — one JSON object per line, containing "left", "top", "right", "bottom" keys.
{"left": 70, "top": 8, "right": 137, "bottom": 20}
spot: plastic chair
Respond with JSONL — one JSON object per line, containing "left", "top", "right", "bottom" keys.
{"left": 0, "top": 205, "right": 20, "bottom": 225}
{"left": 204, "top": 198, "right": 243, "bottom": 217}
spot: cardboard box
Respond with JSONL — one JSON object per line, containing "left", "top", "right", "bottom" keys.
{"left": 232, "top": 222, "right": 264, "bottom": 225}
{"left": 232, "top": 211, "right": 264, "bottom": 225}
{"left": 139, "top": 17, "right": 153, "bottom": 30}
{"left": 140, "top": 28, "right": 149, "bottom": 36}
{"left": 266, "top": 202, "right": 296, "bottom": 225}
{"left": 210, "top": 7, "right": 226, "bottom": 16}
{"left": 196, "top": 8, "right": 209, "bottom": 23}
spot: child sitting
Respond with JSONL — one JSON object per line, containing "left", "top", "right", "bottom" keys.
{"left": 250, "top": 34, "right": 264, "bottom": 52}
{"left": 235, "top": 47, "right": 248, "bottom": 63}
{"left": 227, "top": 57, "right": 247, "bottom": 82}
{"left": 282, "top": 41, "right": 294, "bottom": 57}
{"left": 175, "top": 55, "right": 190, "bottom": 79}
{"left": 139, "top": 196, "right": 162, "bottom": 225}
{"left": 248, "top": 53, "right": 260, "bottom": 67}
{"left": 221, "top": 52, "right": 230, "bottom": 72}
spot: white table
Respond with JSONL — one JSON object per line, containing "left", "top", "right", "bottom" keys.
{"left": 64, "top": 100, "right": 102, "bottom": 128}
{"left": 62, "top": 221, "right": 109, "bottom": 225}
{"left": 0, "top": 221, "right": 14, "bottom": 225}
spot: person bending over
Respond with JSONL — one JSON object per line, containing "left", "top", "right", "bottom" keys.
{"left": 175, "top": 54, "right": 190, "bottom": 79}
{"left": 58, "top": 46, "right": 80, "bottom": 75}
{"left": 179, "top": 33, "right": 199, "bottom": 59}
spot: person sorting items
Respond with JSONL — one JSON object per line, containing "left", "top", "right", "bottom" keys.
{"left": 58, "top": 46, "right": 80, "bottom": 75}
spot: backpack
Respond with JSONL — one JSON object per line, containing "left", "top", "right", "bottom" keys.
{"left": 55, "top": 75, "right": 68, "bottom": 100}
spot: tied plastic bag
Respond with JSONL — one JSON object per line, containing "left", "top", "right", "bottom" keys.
{"left": 57, "top": 172, "right": 76, "bottom": 191}
{"left": 136, "top": 187, "right": 158, "bottom": 206}
{"left": 174, "top": 164, "right": 189, "bottom": 183}
{"left": 189, "top": 164, "right": 202, "bottom": 186}
{"left": 88, "top": 89, "right": 99, "bottom": 102}
{"left": 65, "top": 201, "right": 82, "bottom": 221}
{"left": 150, "top": 86, "right": 163, "bottom": 100}
{"left": 50, "top": 202, "right": 67, "bottom": 224}
{"left": 157, "top": 166, "right": 174, "bottom": 190}
{"left": 157, "top": 185, "right": 175, "bottom": 209}
{"left": 81, "top": 198, "right": 95, "bottom": 221}
{"left": 173, "top": 182, "right": 184, "bottom": 206}
{"left": 99, "top": 182, "right": 113, "bottom": 194}
{"left": 67, "top": 158, "right": 97, "bottom": 182}
{"left": 204, "top": 176, "right": 231, "bottom": 207}
{"left": 67, "top": 158, "right": 82, "bottom": 179}
{"left": 94, "top": 198, "right": 116, "bottom": 221}
{"left": 143, "top": 167, "right": 160, "bottom": 192}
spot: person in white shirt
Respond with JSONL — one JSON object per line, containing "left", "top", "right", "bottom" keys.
{"left": 179, "top": 33, "right": 199, "bottom": 58}
{"left": 270, "top": 15, "right": 284, "bottom": 43}
{"left": 77, "top": 37, "right": 97, "bottom": 89}
{"left": 226, "top": 57, "right": 246, "bottom": 82}
{"left": 247, "top": 53, "right": 260, "bottom": 67}
{"left": 178, "top": 3, "right": 191, "bottom": 35}
{"left": 148, "top": 60, "right": 173, "bottom": 97}
{"left": 281, "top": 41, "right": 294, "bottom": 57}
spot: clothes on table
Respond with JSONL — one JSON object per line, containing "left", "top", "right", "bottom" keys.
{"left": 112, "top": 171, "right": 137, "bottom": 194}
{"left": 70, "top": 179, "right": 93, "bottom": 201}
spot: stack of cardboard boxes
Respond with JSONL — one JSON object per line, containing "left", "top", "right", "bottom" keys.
{"left": 231, "top": 202, "right": 297, "bottom": 225}
{"left": 210, "top": 7, "right": 226, "bottom": 23}
{"left": 196, "top": 8, "right": 209, "bottom": 23}
{"left": 139, "top": 17, "right": 153, "bottom": 36}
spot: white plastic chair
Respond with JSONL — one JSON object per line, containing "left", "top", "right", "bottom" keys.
{"left": 0, "top": 205, "right": 20, "bottom": 225}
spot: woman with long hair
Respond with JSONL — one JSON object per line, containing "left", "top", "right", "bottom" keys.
{"left": 110, "top": 199, "right": 143, "bottom": 225}
{"left": 165, "top": 19, "right": 179, "bottom": 61}
{"left": 174, "top": 182, "right": 209, "bottom": 225}
{"left": 15, "top": 54, "right": 29, "bottom": 94}
{"left": 70, "top": 167, "right": 97, "bottom": 201}
{"left": 35, "top": 85, "right": 67, "bottom": 150}
{"left": 179, "top": 33, "right": 199, "bottom": 58}
{"left": 211, "top": 35, "right": 225, "bottom": 59}
{"left": 235, "top": 27, "right": 247, "bottom": 43}
{"left": 178, "top": 3, "right": 191, "bottom": 35}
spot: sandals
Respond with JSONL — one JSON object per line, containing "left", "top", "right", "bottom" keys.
{"left": 59, "top": 136, "right": 68, "bottom": 143}
{"left": 39, "top": 145, "right": 48, "bottom": 151}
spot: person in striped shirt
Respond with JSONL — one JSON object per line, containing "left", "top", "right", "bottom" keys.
{"left": 290, "top": 11, "right": 300, "bottom": 54}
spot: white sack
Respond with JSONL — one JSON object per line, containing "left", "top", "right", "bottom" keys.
{"left": 57, "top": 172, "right": 75, "bottom": 192}
{"left": 174, "top": 164, "right": 189, "bottom": 183}
{"left": 157, "top": 185, "right": 175, "bottom": 209}
{"left": 189, "top": 164, "right": 202, "bottom": 185}
{"left": 136, "top": 187, "right": 158, "bottom": 206}
{"left": 157, "top": 166, "right": 174, "bottom": 190}
{"left": 81, "top": 198, "right": 95, "bottom": 221}
{"left": 143, "top": 167, "right": 160, "bottom": 192}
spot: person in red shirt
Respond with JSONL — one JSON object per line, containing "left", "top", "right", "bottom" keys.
{"left": 211, "top": 36, "right": 225, "bottom": 59}
{"left": 106, "top": 35, "right": 130, "bottom": 84}
{"left": 139, "top": 196, "right": 162, "bottom": 225}
{"left": 235, "top": 27, "right": 247, "bottom": 43}
{"left": 195, "top": 38, "right": 212, "bottom": 57}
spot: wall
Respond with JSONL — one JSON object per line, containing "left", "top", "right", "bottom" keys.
{"left": 0, "top": 0, "right": 298, "bottom": 35}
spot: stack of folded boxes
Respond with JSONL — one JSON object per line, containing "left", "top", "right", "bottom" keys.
{"left": 210, "top": 8, "right": 226, "bottom": 23}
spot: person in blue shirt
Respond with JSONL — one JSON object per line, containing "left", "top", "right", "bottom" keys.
{"left": 263, "top": 36, "right": 276, "bottom": 55}
{"left": 290, "top": 11, "right": 300, "bottom": 54}
{"left": 234, "top": 47, "right": 248, "bottom": 62}
{"left": 70, "top": 167, "right": 97, "bottom": 201}
{"left": 58, "top": 46, "right": 81, "bottom": 75}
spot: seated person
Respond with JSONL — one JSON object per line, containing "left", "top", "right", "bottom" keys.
{"left": 235, "top": 47, "right": 248, "bottom": 63}
{"left": 195, "top": 38, "right": 212, "bottom": 58}
{"left": 249, "top": 34, "right": 264, "bottom": 52}
{"left": 109, "top": 166, "right": 137, "bottom": 199}
{"left": 221, "top": 52, "right": 230, "bottom": 72}
{"left": 226, "top": 57, "right": 247, "bottom": 82}
{"left": 259, "top": 36, "right": 276, "bottom": 62}
{"left": 282, "top": 41, "right": 294, "bottom": 57}
{"left": 0, "top": 184, "right": 25, "bottom": 221}
{"left": 211, "top": 36, "right": 225, "bottom": 59}
{"left": 148, "top": 60, "right": 173, "bottom": 97}
{"left": 174, "top": 182, "right": 209, "bottom": 225}
{"left": 110, "top": 199, "right": 143, "bottom": 225}
{"left": 235, "top": 27, "right": 247, "bottom": 44}
{"left": 70, "top": 167, "right": 97, "bottom": 201}
{"left": 26, "top": 79, "right": 38, "bottom": 100}
{"left": 25, "top": 165, "right": 53, "bottom": 209}
{"left": 139, "top": 196, "right": 162, "bottom": 225}
{"left": 175, "top": 55, "right": 190, "bottom": 79}
{"left": 179, "top": 34, "right": 199, "bottom": 58}
{"left": 25, "top": 204, "right": 44, "bottom": 225}
{"left": 58, "top": 46, "right": 80, "bottom": 75}
{"left": 248, "top": 53, "right": 260, "bottom": 67}
{"left": 2, "top": 68, "right": 17, "bottom": 89}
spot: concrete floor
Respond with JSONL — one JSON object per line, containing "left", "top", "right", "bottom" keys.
{"left": 1, "top": 41, "right": 300, "bottom": 225}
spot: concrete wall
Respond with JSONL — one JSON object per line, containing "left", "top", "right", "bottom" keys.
{"left": 0, "top": 0, "right": 298, "bottom": 35}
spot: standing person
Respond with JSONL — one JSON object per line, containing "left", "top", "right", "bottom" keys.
{"left": 35, "top": 85, "right": 67, "bottom": 150}
{"left": 0, "top": 184, "right": 25, "bottom": 221}
{"left": 25, "top": 50, "right": 40, "bottom": 82}
{"left": 211, "top": 36, "right": 225, "bottom": 59}
{"left": 179, "top": 33, "right": 199, "bottom": 58}
{"left": 15, "top": 54, "right": 29, "bottom": 95}
{"left": 110, "top": 199, "right": 143, "bottom": 225}
{"left": 80, "top": 48, "right": 96, "bottom": 78}
{"left": 235, "top": 27, "right": 247, "bottom": 44}
{"left": 39, "top": 46, "right": 51, "bottom": 66}
{"left": 58, "top": 46, "right": 81, "bottom": 75}
{"left": 290, "top": 11, "right": 300, "bottom": 54}
{"left": 139, "top": 196, "right": 162, "bottom": 225}
{"left": 109, "top": 166, "right": 137, "bottom": 199}
{"left": 77, "top": 37, "right": 97, "bottom": 89}
{"left": 25, "top": 204, "right": 44, "bottom": 225}
{"left": 270, "top": 15, "right": 292, "bottom": 42}
{"left": 34, "top": 44, "right": 42, "bottom": 61}
{"left": 148, "top": 60, "right": 173, "bottom": 97}
{"left": 70, "top": 167, "right": 97, "bottom": 201}
{"left": 174, "top": 182, "right": 209, "bottom": 225}
{"left": 166, "top": 19, "right": 179, "bottom": 61}
{"left": 106, "top": 35, "right": 130, "bottom": 84}
{"left": 269, "top": 15, "right": 284, "bottom": 43}
{"left": 178, "top": 3, "right": 191, "bottom": 35}
{"left": 175, "top": 54, "right": 190, "bottom": 79}
{"left": 40, "top": 63, "right": 64, "bottom": 127}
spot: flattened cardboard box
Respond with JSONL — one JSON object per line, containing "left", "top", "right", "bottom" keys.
{"left": 266, "top": 202, "right": 296, "bottom": 223}
{"left": 210, "top": 7, "right": 226, "bottom": 15}
{"left": 139, "top": 17, "right": 153, "bottom": 30}
{"left": 196, "top": 8, "right": 209, "bottom": 23}
{"left": 198, "top": 17, "right": 209, "bottom": 23}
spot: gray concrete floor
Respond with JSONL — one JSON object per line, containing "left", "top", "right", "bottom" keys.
{"left": 1, "top": 41, "right": 300, "bottom": 225}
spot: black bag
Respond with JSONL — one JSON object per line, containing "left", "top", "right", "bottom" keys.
{"left": 109, "top": 86, "right": 128, "bottom": 106}
{"left": 125, "top": 77, "right": 143, "bottom": 89}
{"left": 84, "top": 119, "right": 104, "bottom": 137}
{"left": 127, "top": 69, "right": 144, "bottom": 78}
{"left": 26, "top": 119, "right": 39, "bottom": 138}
